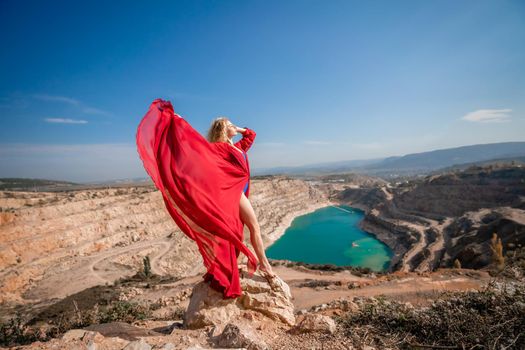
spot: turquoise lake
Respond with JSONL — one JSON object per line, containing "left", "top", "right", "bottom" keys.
{"left": 265, "top": 205, "right": 393, "bottom": 272}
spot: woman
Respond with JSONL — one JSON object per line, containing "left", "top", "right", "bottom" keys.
{"left": 206, "top": 117, "right": 277, "bottom": 279}
{"left": 136, "top": 98, "right": 278, "bottom": 299}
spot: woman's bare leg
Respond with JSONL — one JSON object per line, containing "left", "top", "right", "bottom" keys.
{"left": 239, "top": 192, "right": 275, "bottom": 276}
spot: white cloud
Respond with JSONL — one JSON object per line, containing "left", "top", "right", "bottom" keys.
{"left": 461, "top": 109, "right": 512, "bottom": 123}
{"left": 44, "top": 118, "right": 88, "bottom": 124}
{"left": 33, "top": 94, "right": 113, "bottom": 117}
{"left": 33, "top": 94, "right": 80, "bottom": 105}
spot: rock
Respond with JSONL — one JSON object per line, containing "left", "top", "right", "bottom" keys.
{"left": 168, "top": 320, "right": 184, "bottom": 333}
{"left": 83, "top": 330, "right": 105, "bottom": 350}
{"left": 215, "top": 323, "right": 269, "bottom": 350}
{"left": 62, "top": 329, "right": 89, "bottom": 341}
{"left": 186, "top": 347, "right": 247, "bottom": 350}
{"left": 340, "top": 299, "right": 359, "bottom": 312}
{"left": 311, "top": 303, "right": 329, "bottom": 312}
{"left": 84, "top": 321, "right": 163, "bottom": 341}
{"left": 205, "top": 324, "right": 222, "bottom": 338}
{"left": 267, "top": 274, "right": 292, "bottom": 299}
{"left": 123, "top": 338, "right": 152, "bottom": 350}
{"left": 240, "top": 277, "right": 295, "bottom": 326}
{"left": 183, "top": 282, "right": 242, "bottom": 329}
{"left": 118, "top": 287, "right": 144, "bottom": 301}
{"left": 184, "top": 273, "right": 295, "bottom": 329}
{"left": 297, "top": 309, "right": 308, "bottom": 315}
{"left": 348, "top": 282, "right": 360, "bottom": 289}
{"left": 404, "top": 301, "right": 414, "bottom": 309}
{"left": 292, "top": 314, "right": 336, "bottom": 334}
{"left": 155, "top": 343, "right": 176, "bottom": 350}
{"left": 61, "top": 329, "right": 105, "bottom": 349}
{"left": 242, "top": 311, "right": 255, "bottom": 320}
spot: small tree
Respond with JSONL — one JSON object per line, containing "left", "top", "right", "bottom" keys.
{"left": 489, "top": 232, "right": 505, "bottom": 272}
{"left": 143, "top": 256, "right": 151, "bottom": 278}
{"left": 453, "top": 259, "right": 461, "bottom": 269}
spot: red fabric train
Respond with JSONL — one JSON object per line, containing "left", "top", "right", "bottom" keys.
{"left": 135, "top": 98, "right": 259, "bottom": 298}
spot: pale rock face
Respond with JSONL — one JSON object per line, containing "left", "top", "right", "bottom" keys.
{"left": 292, "top": 313, "right": 337, "bottom": 334}
{"left": 0, "top": 177, "right": 332, "bottom": 305}
{"left": 183, "top": 281, "right": 242, "bottom": 329}
{"left": 215, "top": 323, "right": 269, "bottom": 350}
{"left": 123, "top": 338, "right": 152, "bottom": 350}
{"left": 83, "top": 321, "right": 164, "bottom": 340}
{"left": 184, "top": 273, "right": 295, "bottom": 330}
{"left": 239, "top": 276, "right": 294, "bottom": 326}
{"left": 61, "top": 329, "right": 93, "bottom": 341}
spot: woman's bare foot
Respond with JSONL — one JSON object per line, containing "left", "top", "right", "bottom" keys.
{"left": 259, "top": 261, "right": 281, "bottom": 291}
{"left": 259, "top": 260, "right": 276, "bottom": 277}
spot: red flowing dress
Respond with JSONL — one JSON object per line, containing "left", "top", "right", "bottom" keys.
{"left": 135, "top": 98, "right": 259, "bottom": 299}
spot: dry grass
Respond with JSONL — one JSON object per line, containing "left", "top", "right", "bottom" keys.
{"left": 0, "top": 300, "right": 152, "bottom": 347}
{"left": 336, "top": 279, "right": 525, "bottom": 349}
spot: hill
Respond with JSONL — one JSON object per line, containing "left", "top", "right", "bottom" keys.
{"left": 254, "top": 141, "right": 525, "bottom": 179}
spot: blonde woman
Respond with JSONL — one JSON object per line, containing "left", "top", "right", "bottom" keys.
{"left": 136, "top": 99, "right": 278, "bottom": 299}
{"left": 206, "top": 117, "right": 276, "bottom": 279}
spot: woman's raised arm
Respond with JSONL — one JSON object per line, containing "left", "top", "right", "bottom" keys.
{"left": 234, "top": 127, "right": 256, "bottom": 152}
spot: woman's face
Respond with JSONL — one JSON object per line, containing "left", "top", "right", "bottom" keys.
{"left": 225, "top": 121, "right": 237, "bottom": 138}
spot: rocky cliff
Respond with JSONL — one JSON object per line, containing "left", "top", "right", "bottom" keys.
{"left": 0, "top": 176, "right": 331, "bottom": 305}
{"left": 334, "top": 165, "right": 525, "bottom": 273}
{"left": 1, "top": 169, "right": 524, "bottom": 349}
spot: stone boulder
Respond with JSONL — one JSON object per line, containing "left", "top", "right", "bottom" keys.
{"left": 184, "top": 273, "right": 295, "bottom": 329}
{"left": 123, "top": 338, "right": 152, "bottom": 350}
{"left": 291, "top": 313, "right": 336, "bottom": 334}
{"left": 215, "top": 323, "right": 269, "bottom": 350}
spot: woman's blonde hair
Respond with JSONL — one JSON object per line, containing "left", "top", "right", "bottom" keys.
{"left": 207, "top": 117, "right": 231, "bottom": 143}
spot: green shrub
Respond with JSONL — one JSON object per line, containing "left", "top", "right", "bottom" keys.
{"left": 99, "top": 301, "right": 151, "bottom": 323}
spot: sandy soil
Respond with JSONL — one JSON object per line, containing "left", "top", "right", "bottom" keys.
{"left": 273, "top": 265, "right": 491, "bottom": 310}
{"left": 164, "top": 264, "right": 492, "bottom": 313}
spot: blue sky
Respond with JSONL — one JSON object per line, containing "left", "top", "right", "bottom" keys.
{"left": 1, "top": 0, "right": 524, "bottom": 182}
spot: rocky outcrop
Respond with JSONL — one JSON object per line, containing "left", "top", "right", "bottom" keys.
{"left": 441, "top": 207, "right": 525, "bottom": 269}
{"left": 184, "top": 273, "right": 295, "bottom": 330}
{"left": 392, "top": 167, "right": 525, "bottom": 218}
{"left": 333, "top": 165, "right": 525, "bottom": 273}
{"left": 334, "top": 187, "right": 388, "bottom": 212}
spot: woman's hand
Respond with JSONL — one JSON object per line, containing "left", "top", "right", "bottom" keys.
{"left": 235, "top": 126, "right": 246, "bottom": 133}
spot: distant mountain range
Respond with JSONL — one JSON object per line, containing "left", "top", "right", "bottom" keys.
{"left": 2, "top": 141, "right": 525, "bottom": 190}
{"left": 252, "top": 141, "right": 525, "bottom": 178}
